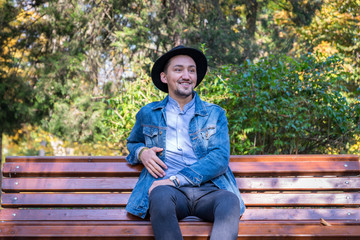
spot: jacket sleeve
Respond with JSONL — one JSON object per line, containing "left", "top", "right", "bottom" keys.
{"left": 178, "top": 108, "right": 230, "bottom": 186}
{"left": 126, "top": 109, "right": 146, "bottom": 165}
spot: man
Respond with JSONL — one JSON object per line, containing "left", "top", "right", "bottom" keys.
{"left": 126, "top": 45, "right": 245, "bottom": 240}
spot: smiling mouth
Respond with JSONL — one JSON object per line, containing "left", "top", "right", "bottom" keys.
{"left": 179, "top": 82, "right": 192, "bottom": 86}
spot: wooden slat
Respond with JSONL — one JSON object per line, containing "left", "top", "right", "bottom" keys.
{"left": 5, "top": 154, "right": 359, "bottom": 163}
{"left": 2, "top": 192, "right": 359, "bottom": 207}
{"left": 3, "top": 160, "right": 359, "bottom": 177}
{"left": 236, "top": 177, "right": 360, "bottom": 191}
{"left": 0, "top": 221, "right": 360, "bottom": 239}
{"left": 1, "top": 193, "right": 130, "bottom": 207}
{"left": 230, "top": 154, "right": 359, "bottom": 162}
{"left": 5, "top": 156, "right": 127, "bottom": 163}
{"left": 241, "top": 208, "right": 360, "bottom": 221}
{"left": 241, "top": 193, "right": 360, "bottom": 207}
{"left": 3, "top": 177, "right": 360, "bottom": 192}
{"left": 0, "top": 209, "right": 136, "bottom": 221}
{"left": 230, "top": 161, "right": 360, "bottom": 176}
{"left": 2, "top": 162, "right": 142, "bottom": 177}
{"left": 1, "top": 208, "right": 360, "bottom": 221}
{"left": 1, "top": 177, "right": 138, "bottom": 192}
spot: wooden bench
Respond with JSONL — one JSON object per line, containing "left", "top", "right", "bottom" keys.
{"left": 0, "top": 154, "right": 359, "bottom": 239}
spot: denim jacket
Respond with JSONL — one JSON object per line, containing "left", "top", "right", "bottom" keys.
{"left": 126, "top": 92, "right": 245, "bottom": 218}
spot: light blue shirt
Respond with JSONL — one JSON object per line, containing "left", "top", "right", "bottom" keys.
{"left": 136, "top": 95, "right": 197, "bottom": 186}
{"left": 163, "top": 95, "right": 197, "bottom": 186}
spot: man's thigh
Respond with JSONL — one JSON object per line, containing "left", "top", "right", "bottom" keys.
{"left": 149, "top": 185, "right": 191, "bottom": 220}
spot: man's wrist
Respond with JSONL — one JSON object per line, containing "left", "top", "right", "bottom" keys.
{"left": 138, "top": 147, "right": 149, "bottom": 162}
{"left": 169, "top": 175, "right": 180, "bottom": 187}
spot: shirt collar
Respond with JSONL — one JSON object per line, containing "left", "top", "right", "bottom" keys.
{"left": 167, "top": 94, "right": 195, "bottom": 113}
{"left": 152, "top": 91, "right": 207, "bottom": 116}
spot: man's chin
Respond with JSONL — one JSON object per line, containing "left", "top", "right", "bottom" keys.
{"left": 175, "top": 89, "right": 194, "bottom": 98}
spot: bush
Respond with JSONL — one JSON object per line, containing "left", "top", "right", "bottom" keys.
{"left": 198, "top": 54, "right": 360, "bottom": 154}
{"left": 103, "top": 74, "right": 165, "bottom": 154}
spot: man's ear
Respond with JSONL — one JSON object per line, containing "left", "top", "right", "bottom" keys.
{"left": 160, "top": 72, "right": 167, "bottom": 84}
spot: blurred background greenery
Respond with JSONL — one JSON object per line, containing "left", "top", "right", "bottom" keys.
{"left": 1, "top": 0, "right": 359, "bottom": 162}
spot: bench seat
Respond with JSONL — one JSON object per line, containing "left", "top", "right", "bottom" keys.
{"left": 1, "top": 155, "right": 359, "bottom": 239}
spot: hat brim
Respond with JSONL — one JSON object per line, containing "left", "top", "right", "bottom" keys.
{"left": 151, "top": 46, "right": 208, "bottom": 93}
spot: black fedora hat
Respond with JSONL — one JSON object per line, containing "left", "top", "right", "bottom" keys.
{"left": 151, "top": 45, "right": 208, "bottom": 93}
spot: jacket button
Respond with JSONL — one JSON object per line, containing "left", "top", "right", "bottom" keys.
{"left": 159, "top": 152, "right": 163, "bottom": 156}
{"left": 160, "top": 131, "right": 162, "bottom": 135}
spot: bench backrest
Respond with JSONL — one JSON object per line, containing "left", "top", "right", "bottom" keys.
{"left": 1, "top": 155, "right": 359, "bottom": 221}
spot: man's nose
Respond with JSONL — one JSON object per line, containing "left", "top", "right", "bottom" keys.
{"left": 182, "top": 70, "right": 190, "bottom": 79}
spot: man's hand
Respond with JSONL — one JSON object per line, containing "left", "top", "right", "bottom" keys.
{"left": 140, "top": 147, "right": 167, "bottom": 178}
{"left": 148, "top": 179, "right": 174, "bottom": 195}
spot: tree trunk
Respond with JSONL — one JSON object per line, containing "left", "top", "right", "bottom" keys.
{"left": 245, "top": 0, "right": 258, "bottom": 39}
{"left": 244, "top": 0, "right": 258, "bottom": 60}
{"left": 0, "top": 131, "right": 2, "bottom": 165}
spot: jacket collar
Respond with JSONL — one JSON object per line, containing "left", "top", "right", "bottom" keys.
{"left": 152, "top": 91, "right": 208, "bottom": 116}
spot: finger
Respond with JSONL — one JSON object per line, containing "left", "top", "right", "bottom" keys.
{"left": 150, "top": 163, "right": 165, "bottom": 177}
{"left": 145, "top": 165, "right": 159, "bottom": 178}
{"left": 149, "top": 157, "right": 166, "bottom": 175}
{"left": 146, "top": 161, "right": 164, "bottom": 178}
{"left": 151, "top": 147, "right": 163, "bottom": 153}
{"left": 153, "top": 157, "right": 167, "bottom": 170}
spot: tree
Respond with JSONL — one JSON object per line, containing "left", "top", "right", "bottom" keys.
{"left": 1, "top": 0, "right": 117, "bottom": 159}
{"left": 0, "top": 1, "right": 49, "bottom": 161}
{"left": 112, "top": 0, "right": 324, "bottom": 71}
{"left": 295, "top": 0, "right": 360, "bottom": 95}
{"left": 4, "top": 0, "right": 358, "bottom": 157}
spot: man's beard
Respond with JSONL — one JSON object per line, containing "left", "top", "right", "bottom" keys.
{"left": 174, "top": 87, "right": 193, "bottom": 98}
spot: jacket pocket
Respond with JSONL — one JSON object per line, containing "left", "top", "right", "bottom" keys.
{"left": 200, "top": 125, "right": 216, "bottom": 140}
{"left": 143, "top": 126, "right": 159, "bottom": 147}
{"left": 198, "top": 125, "right": 216, "bottom": 150}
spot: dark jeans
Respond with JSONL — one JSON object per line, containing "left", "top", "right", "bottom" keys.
{"left": 149, "top": 182, "right": 240, "bottom": 240}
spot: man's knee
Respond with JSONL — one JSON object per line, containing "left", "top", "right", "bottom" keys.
{"left": 223, "top": 191, "right": 240, "bottom": 206}
{"left": 214, "top": 191, "right": 240, "bottom": 218}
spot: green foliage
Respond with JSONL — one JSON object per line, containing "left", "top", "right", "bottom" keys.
{"left": 0, "top": 0, "right": 49, "bottom": 163}
{"left": 2, "top": 0, "right": 360, "bottom": 157}
{"left": 23, "top": 0, "right": 124, "bottom": 144}
{"left": 198, "top": 54, "right": 360, "bottom": 154}
{"left": 104, "top": 52, "right": 360, "bottom": 155}
{"left": 293, "top": 0, "right": 360, "bottom": 96}
{"left": 103, "top": 74, "right": 165, "bottom": 154}
{"left": 3, "top": 125, "right": 120, "bottom": 162}
{"left": 43, "top": 96, "right": 108, "bottom": 143}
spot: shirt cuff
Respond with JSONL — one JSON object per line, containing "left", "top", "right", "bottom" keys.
{"left": 176, "top": 174, "right": 191, "bottom": 187}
